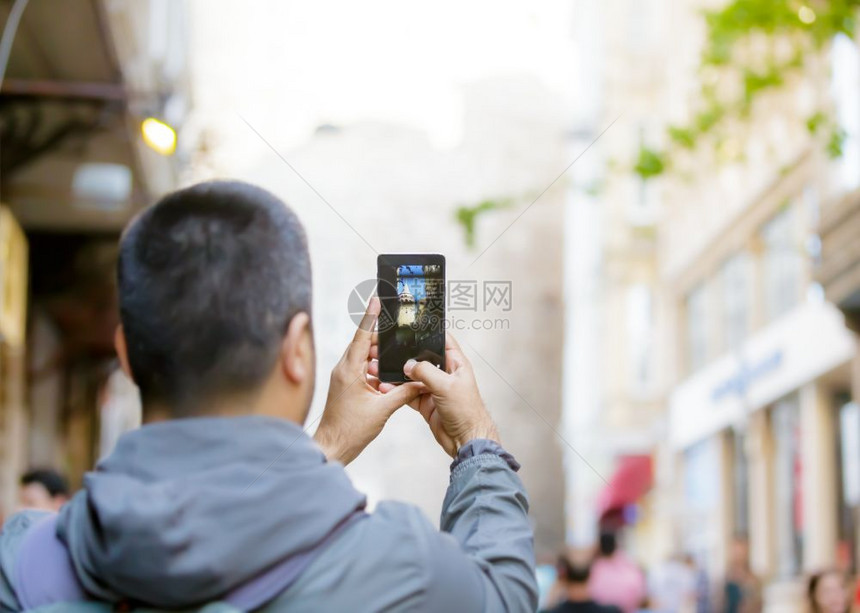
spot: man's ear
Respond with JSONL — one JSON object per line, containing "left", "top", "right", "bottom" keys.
{"left": 114, "top": 325, "right": 135, "bottom": 382}
{"left": 280, "top": 312, "right": 313, "bottom": 384}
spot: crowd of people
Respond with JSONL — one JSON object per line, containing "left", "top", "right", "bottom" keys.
{"left": 539, "top": 532, "right": 860, "bottom": 613}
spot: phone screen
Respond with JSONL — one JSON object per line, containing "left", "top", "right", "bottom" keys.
{"left": 377, "top": 254, "right": 445, "bottom": 382}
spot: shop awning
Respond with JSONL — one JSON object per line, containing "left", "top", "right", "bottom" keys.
{"left": 597, "top": 455, "right": 653, "bottom": 518}
{"left": 0, "top": 0, "right": 177, "bottom": 231}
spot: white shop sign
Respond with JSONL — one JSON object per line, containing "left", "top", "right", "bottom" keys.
{"left": 670, "top": 302, "right": 855, "bottom": 449}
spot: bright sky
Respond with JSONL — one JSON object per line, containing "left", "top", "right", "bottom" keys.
{"left": 190, "top": 0, "right": 579, "bottom": 150}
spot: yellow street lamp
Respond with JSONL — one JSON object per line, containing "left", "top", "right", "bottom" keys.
{"left": 141, "top": 117, "right": 177, "bottom": 156}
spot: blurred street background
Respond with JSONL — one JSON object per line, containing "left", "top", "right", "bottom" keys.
{"left": 1, "top": 0, "right": 860, "bottom": 611}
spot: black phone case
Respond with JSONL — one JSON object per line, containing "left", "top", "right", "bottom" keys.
{"left": 376, "top": 254, "right": 446, "bottom": 383}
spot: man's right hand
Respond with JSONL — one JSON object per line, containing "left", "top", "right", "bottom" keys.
{"left": 401, "top": 334, "right": 499, "bottom": 457}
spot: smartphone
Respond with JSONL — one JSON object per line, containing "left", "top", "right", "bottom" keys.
{"left": 377, "top": 253, "right": 446, "bottom": 382}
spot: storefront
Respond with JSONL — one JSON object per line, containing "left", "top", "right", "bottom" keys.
{"left": 0, "top": 0, "right": 186, "bottom": 513}
{"left": 818, "top": 167, "right": 860, "bottom": 579}
{"left": 669, "top": 301, "right": 855, "bottom": 608}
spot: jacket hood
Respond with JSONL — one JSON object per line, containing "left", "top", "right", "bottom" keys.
{"left": 56, "top": 415, "right": 365, "bottom": 608}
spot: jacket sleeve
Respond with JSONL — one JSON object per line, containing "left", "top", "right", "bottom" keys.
{"left": 413, "top": 445, "right": 538, "bottom": 613}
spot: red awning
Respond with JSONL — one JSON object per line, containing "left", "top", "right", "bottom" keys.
{"left": 596, "top": 455, "right": 653, "bottom": 518}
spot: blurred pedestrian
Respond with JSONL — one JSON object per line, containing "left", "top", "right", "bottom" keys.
{"left": 0, "top": 181, "right": 537, "bottom": 611}
{"left": 538, "top": 555, "right": 564, "bottom": 610}
{"left": 18, "top": 468, "right": 69, "bottom": 512}
{"left": 590, "top": 532, "right": 647, "bottom": 613}
{"left": 544, "top": 554, "right": 623, "bottom": 613}
{"left": 723, "top": 538, "right": 761, "bottom": 613}
{"left": 685, "top": 554, "right": 710, "bottom": 613}
{"left": 648, "top": 554, "right": 696, "bottom": 613}
{"left": 807, "top": 570, "right": 849, "bottom": 613}
{"left": 854, "top": 574, "right": 860, "bottom": 611}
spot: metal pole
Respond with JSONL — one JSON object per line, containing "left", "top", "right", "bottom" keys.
{"left": 0, "top": 0, "right": 32, "bottom": 192}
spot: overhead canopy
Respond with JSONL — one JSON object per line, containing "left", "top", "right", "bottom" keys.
{"left": 0, "top": 0, "right": 184, "bottom": 355}
{"left": 0, "top": 0, "right": 168, "bottom": 231}
{"left": 596, "top": 454, "right": 653, "bottom": 520}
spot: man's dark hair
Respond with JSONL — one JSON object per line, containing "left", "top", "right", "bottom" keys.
{"left": 598, "top": 532, "right": 617, "bottom": 557}
{"left": 557, "top": 555, "right": 590, "bottom": 584}
{"left": 118, "top": 180, "right": 312, "bottom": 414}
{"left": 20, "top": 468, "right": 69, "bottom": 498}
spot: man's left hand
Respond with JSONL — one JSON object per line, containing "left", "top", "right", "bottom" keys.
{"left": 314, "top": 297, "right": 423, "bottom": 465}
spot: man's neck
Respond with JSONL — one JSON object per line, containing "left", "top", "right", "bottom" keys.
{"left": 566, "top": 584, "right": 591, "bottom": 602}
{"left": 141, "top": 394, "right": 306, "bottom": 425}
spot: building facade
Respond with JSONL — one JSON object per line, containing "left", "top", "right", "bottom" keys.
{"left": 641, "top": 4, "right": 860, "bottom": 611}
{"left": 665, "top": 153, "right": 857, "bottom": 607}
{"left": 588, "top": 1, "right": 860, "bottom": 610}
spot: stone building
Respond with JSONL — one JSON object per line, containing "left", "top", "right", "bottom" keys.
{"left": 596, "top": 1, "right": 860, "bottom": 609}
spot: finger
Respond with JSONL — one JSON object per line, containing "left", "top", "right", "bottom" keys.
{"left": 408, "top": 398, "right": 421, "bottom": 412}
{"left": 367, "top": 359, "right": 379, "bottom": 378}
{"left": 413, "top": 395, "right": 434, "bottom": 423}
{"left": 444, "top": 333, "right": 469, "bottom": 372}
{"left": 377, "top": 381, "right": 423, "bottom": 413}
{"left": 365, "top": 374, "right": 381, "bottom": 391}
{"left": 345, "top": 297, "right": 380, "bottom": 366}
{"left": 369, "top": 344, "right": 379, "bottom": 360}
{"left": 404, "top": 359, "right": 449, "bottom": 392}
{"left": 445, "top": 332, "right": 463, "bottom": 352}
{"left": 384, "top": 381, "right": 428, "bottom": 397}
{"left": 379, "top": 380, "right": 426, "bottom": 395}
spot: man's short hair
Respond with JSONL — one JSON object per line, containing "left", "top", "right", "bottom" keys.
{"left": 20, "top": 468, "right": 69, "bottom": 498}
{"left": 118, "top": 180, "right": 312, "bottom": 414}
{"left": 557, "top": 555, "right": 590, "bottom": 584}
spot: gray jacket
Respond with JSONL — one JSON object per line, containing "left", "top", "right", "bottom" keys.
{"left": 0, "top": 416, "right": 537, "bottom": 612}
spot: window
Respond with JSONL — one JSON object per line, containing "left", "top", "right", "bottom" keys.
{"left": 730, "top": 430, "right": 750, "bottom": 538}
{"left": 684, "top": 439, "right": 720, "bottom": 511}
{"left": 626, "top": 284, "right": 654, "bottom": 395}
{"left": 772, "top": 395, "right": 803, "bottom": 578}
{"left": 721, "top": 253, "right": 751, "bottom": 352}
{"left": 686, "top": 285, "right": 708, "bottom": 373}
{"left": 838, "top": 399, "right": 859, "bottom": 573}
{"left": 682, "top": 438, "right": 722, "bottom": 573}
{"left": 761, "top": 206, "right": 801, "bottom": 322}
{"left": 832, "top": 34, "right": 860, "bottom": 192}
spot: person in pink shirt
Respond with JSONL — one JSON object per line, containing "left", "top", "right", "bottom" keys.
{"left": 589, "top": 532, "right": 647, "bottom": 613}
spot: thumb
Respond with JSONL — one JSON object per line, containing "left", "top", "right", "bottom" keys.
{"left": 404, "top": 359, "right": 448, "bottom": 392}
{"left": 378, "top": 381, "right": 423, "bottom": 413}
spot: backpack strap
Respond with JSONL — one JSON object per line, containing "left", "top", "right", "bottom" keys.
{"left": 13, "top": 510, "right": 367, "bottom": 612}
{"left": 223, "top": 510, "right": 367, "bottom": 610}
{"left": 13, "top": 514, "right": 86, "bottom": 609}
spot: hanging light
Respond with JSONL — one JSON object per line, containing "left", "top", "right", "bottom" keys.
{"left": 141, "top": 117, "right": 177, "bottom": 156}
